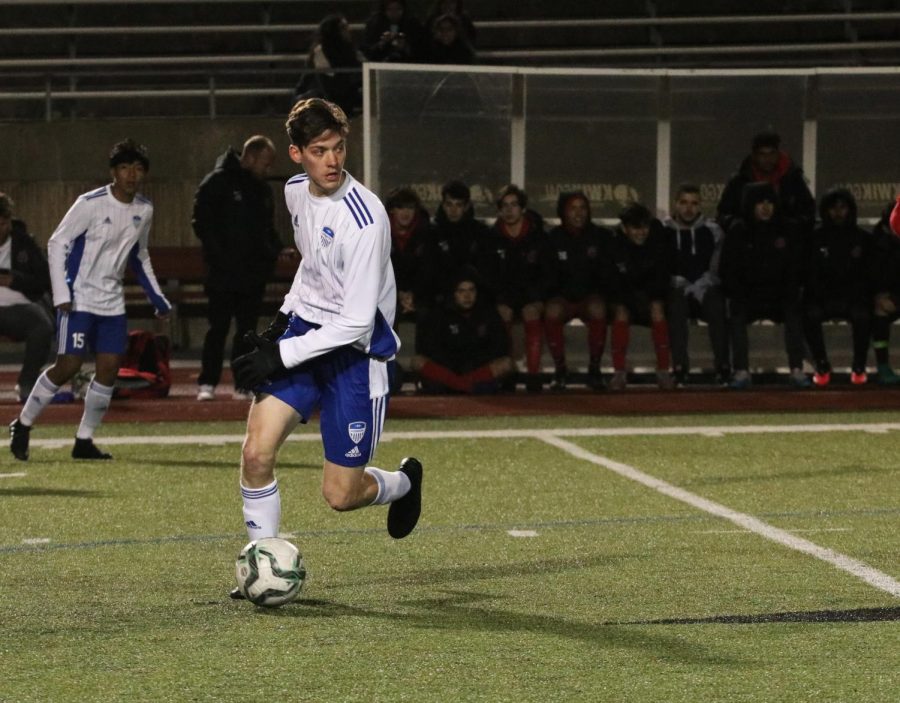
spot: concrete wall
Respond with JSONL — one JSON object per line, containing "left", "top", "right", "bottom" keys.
{"left": 0, "top": 115, "right": 362, "bottom": 247}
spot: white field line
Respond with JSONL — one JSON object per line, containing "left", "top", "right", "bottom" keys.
{"left": 0, "top": 472, "right": 27, "bottom": 478}
{"left": 26, "top": 421, "right": 900, "bottom": 449}
{"left": 538, "top": 433, "right": 900, "bottom": 598}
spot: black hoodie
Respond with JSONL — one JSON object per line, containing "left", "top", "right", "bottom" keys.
{"left": 719, "top": 182, "right": 803, "bottom": 306}
{"left": 804, "top": 188, "right": 872, "bottom": 304}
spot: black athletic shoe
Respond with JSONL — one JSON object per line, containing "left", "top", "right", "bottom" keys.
{"left": 72, "top": 437, "right": 112, "bottom": 460}
{"left": 387, "top": 457, "right": 423, "bottom": 539}
{"left": 229, "top": 587, "right": 246, "bottom": 600}
{"left": 9, "top": 419, "right": 31, "bottom": 461}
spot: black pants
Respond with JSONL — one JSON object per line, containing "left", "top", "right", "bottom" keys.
{"left": 728, "top": 296, "right": 806, "bottom": 371}
{"left": 803, "top": 297, "right": 871, "bottom": 371}
{"left": 0, "top": 302, "right": 54, "bottom": 397}
{"left": 198, "top": 287, "right": 265, "bottom": 388}
{"left": 667, "top": 286, "right": 729, "bottom": 373}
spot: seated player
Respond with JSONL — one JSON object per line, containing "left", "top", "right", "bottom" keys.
{"left": 608, "top": 203, "right": 674, "bottom": 391}
{"left": 411, "top": 269, "right": 513, "bottom": 394}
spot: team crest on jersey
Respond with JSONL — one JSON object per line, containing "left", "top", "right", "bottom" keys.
{"left": 348, "top": 421, "right": 366, "bottom": 444}
{"left": 320, "top": 226, "right": 335, "bottom": 248}
{"left": 132, "top": 215, "right": 142, "bottom": 228}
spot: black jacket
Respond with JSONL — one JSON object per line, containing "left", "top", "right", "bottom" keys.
{"left": 720, "top": 217, "right": 803, "bottom": 306}
{"left": 868, "top": 203, "right": 900, "bottom": 298}
{"left": 476, "top": 214, "right": 546, "bottom": 308}
{"left": 804, "top": 189, "right": 872, "bottom": 305}
{"left": 420, "top": 205, "right": 488, "bottom": 306}
{"left": 415, "top": 299, "right": 509, "bottom": 373}
{"left": 610, "top": 221, "right": 672, "bottom": 302}
{"left": 2, "top": 219, "right": 51, "bottom": 302}
{"left": 192, "top": 149, "right": 282, "bottom": 292}
{"left": 542, "top": 222, "right": 617, "bottom": 301}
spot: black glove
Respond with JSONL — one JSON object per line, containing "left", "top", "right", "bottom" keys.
{"left": 259, "top": 311, "right": 290, "bottom": 343}
{"left": 233, "top": 332, "right": 286, "bottom": 389}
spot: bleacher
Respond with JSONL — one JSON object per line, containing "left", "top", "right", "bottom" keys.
{"left": 2, "top": 1, "right": 900, "bottom": 120}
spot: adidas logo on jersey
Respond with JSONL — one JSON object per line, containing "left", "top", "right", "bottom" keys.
{"left": 103, "top": 216, "right": 112, "bottom": 224}
{"left": 344, "top": 446, "right": 362, "bottom": 459}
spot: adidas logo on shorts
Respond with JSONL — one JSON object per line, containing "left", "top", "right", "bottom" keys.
{"left": 344, "top": 446, "right": 362, "bottom": 459}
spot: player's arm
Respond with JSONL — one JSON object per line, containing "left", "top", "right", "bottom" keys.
{"left": 46, "top": 197, "right": 93, "bottom": 309}
{"left": 127, "top": 212, "right": 171, "bottom": 317}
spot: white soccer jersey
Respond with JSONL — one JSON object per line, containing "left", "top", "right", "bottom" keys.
{"left": 47, "top": 185, "right": 170, "bottom": 316}
{"left": 279, "top": 170, "right": 399, "bottom": 369}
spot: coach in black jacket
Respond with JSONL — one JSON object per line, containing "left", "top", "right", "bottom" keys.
{"left": 0, "top": 193, "right": 53, "bottom": 401}
{"left": 192, "top": 136, "right": 283, "bottom": 399}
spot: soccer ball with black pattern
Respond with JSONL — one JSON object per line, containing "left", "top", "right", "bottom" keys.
{"left": 234, "top": 537, "right": 306, "bottom": 607}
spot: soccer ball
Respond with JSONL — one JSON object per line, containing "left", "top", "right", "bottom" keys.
{"left": 235, "top": 537, "right": 306, "bottom": 607}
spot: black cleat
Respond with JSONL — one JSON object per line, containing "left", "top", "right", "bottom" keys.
{"left": 229, "top": 587, "right": 246, "bottom": 600}
{"left": 387, "top": 457, "right": 423, "bottom": 539}
{"left": 9, "top": 419, "right": 31, "bottom": 461}
{"left": 72, "top": 437, "right": 112, "bottom": 460}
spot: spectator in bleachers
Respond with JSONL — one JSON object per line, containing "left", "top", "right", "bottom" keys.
{"left": 476, "top": 184, "right": 547, "bottom": 392}
{"left": 802, "top": 188, "right": 873, "bottom": 386}
{"left": 868, "top": 201, "right": 900, "bottom": 385}
{"left": 0, "top": 193, "right": 54, "bottom": 403}
{"left": 385, "top": 186, "right": 432, "bottom": 323}
{"left": 426, "top": 0, "right": 477, "bottom": 46}
{"left": 717, "top": 131, "right": 815, "bottom": 234}
{"left": 295, "top": 15, "right": 364, "bottom": 116}
{"left": 719, "top": 182, "right": 809, "bottom": 389}
{"left": 608, "top": 204, "right": 675, "bottom": 391}
{"left": 420, "top": 180, "right": 486, "bottom": 309}
{"left": 192, "top": 135, "right": 282, "bottom": 401}
{"left": 412, "top": 268, "right": 512, "bottom": 394}
{"left": 363, "top": 0, "right": 426, "bottom": 63}
{"left": 425, "top": 13, "right": 476, "bottom": 64}
{"left": 663, "top": 184, "right": 730, "bottom": 386}
{"left": 542, "top": 192, "right": 617, "bottom": 391}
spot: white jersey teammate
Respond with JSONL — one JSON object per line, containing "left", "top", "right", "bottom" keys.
{"left": 229, "top": 98, "right": 422, "bottom": 598}
{"left": 10, "top": 139, "right": 170, "bottom": 462}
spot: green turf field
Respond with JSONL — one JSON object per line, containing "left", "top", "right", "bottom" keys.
{"left": 1, "top": 412, "right": 898, "bottom": 702}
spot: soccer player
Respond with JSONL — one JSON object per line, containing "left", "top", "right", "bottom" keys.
{"left": 229, "top": 98, "right": 423, "bottom": 597}
{"left": 9, "top": 139, "right": 171, "bottom": 461}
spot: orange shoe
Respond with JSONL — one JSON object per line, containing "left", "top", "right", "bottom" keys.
{"left": 850, "top": 371, "right": 868, "bottom": 385}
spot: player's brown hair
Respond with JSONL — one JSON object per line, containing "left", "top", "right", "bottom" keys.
{"left": 285, "top": 98, "right": 349, "bottom": 148}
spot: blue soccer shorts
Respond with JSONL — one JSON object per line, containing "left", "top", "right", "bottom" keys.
{"left": 264, "top": 316, "right": 390, "bottom": 468}
{"left": 56, "top": 310, "right": 128, "bottom": 355}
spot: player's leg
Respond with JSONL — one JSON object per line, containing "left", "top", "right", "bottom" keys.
{"left": 649, "top": 299, "right": 674, "bottom": 389}
{"left": 609, "top": 303, "right": 630, "bottom": 390}
{"left": 71, "top": 314, "right": 127, "bottom": 459}
{"left": 319, "top": 355, "right": 422, "bottom": 539}
{"left": 582, "top": 294, "right": 607, "bottom": 390}
{"left": 666, "top": 286, "right": 690, "bottom": 384}
{"left": 521, "top": 301, "right": 544, "bottom": 392}
{"left": 240, "top": 393, "right": 301, "bottom": 539}
{"left": 543, "top": 296, "right": 569, "bottom": 388}
{"left": 872, "top": 293, "right": 900, "bottom": 384}
{"left": 10, "top": 310, "right": 89, "bottom": 460}
{"left": 0, "top": 303, "right": 54, "bottom": 401}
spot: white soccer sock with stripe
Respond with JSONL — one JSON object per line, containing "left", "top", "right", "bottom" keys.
{"left": 241, "top": 480, "right": 281, "bottom": 539}
{"left": 76, "top": 379, "right": 114, "bottom": 440}
{"left": 18, "top": 371, "right": 60, "bottom": 426}
{"left": 364, "top": 466, "right": 411, "bottom": 505}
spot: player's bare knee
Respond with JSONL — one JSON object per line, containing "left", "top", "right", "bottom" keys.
{"left": 241, "top": 442, "right": 275, "bottom": 480}
{"left": 321, "top": 484, "right": 357, "bottom": 512}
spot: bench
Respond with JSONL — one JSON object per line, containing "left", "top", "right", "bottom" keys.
{"left": 124, "top": 246, "right": 299, "bottom": 349}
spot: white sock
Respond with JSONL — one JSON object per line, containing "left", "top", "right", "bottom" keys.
{"left": 19, "top": 371, "right": 60, "bottom": 426}
{"left": 364, "top": 466, "right": 411, "bottom": 505}
{"left": 76, "top": 379, "right": 114, "bottom": 440}
{"left": 241, "top": 480, "right": 281, "bottom": 539}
